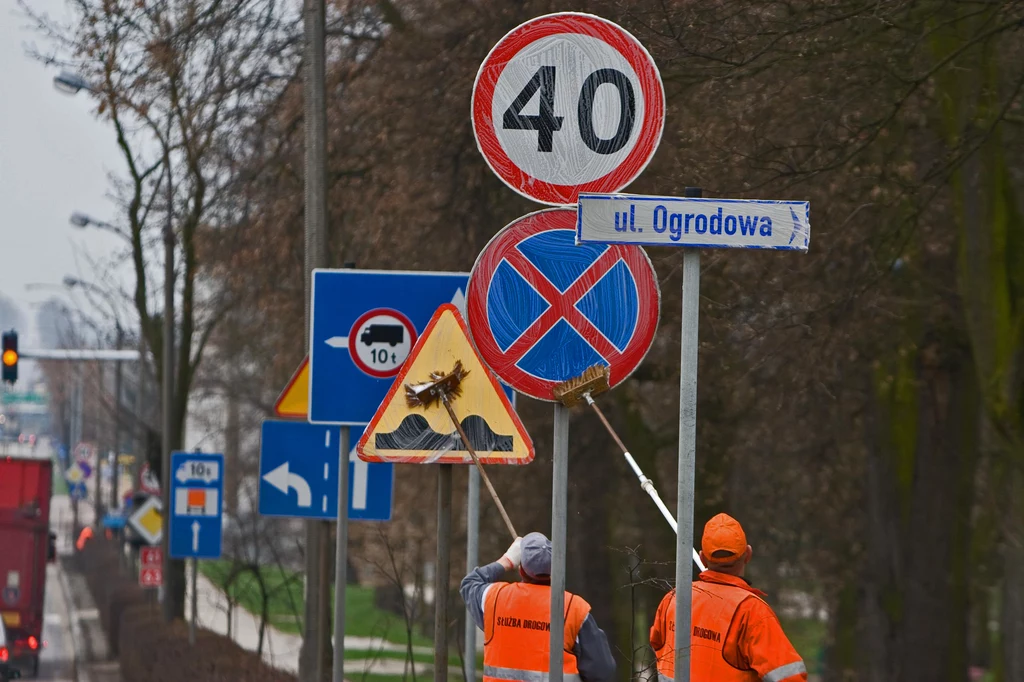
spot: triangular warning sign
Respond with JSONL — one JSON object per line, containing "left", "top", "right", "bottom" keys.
{"left": 357, "top": 304, "right": 534, "bottom": 465}
{"left": 274, "top": 356, "right": 310, "bottom": 418}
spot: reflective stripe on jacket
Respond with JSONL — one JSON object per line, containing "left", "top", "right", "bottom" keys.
{"left": 483, "top": 582, "right": 590, "bottom": 682}
{"left": 649, "top": 572, "right": 808, "bottom": 682}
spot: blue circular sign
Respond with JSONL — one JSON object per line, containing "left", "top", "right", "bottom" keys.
{"left": 468, "top": 208, "right": 660, "bottom": 400}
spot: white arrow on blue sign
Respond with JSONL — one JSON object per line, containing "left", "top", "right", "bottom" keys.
{"left": 258, "top": 420, "right": 393, "bottom": 521}
{"left": 576, "top": 193, "right": 810, "bottom": 251}
{"left": 168, "top": 451, "right": 224, "bottom": 559}
{"left": 309, "top": 269, "right": 471, "bottom": 425}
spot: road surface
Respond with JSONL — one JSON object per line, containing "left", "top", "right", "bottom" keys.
{"left": 32, "top": 563, "right": 75, "bottom": 682}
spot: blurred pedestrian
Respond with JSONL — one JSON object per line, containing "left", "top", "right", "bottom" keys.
{"left": 650, "top": 513, "right": 807, "bottom": 682}
{"left": 461, "top": 532, "right": 616, "bottom": 682}
{"left": 75, "top": 526, "right": 93, "bottom": 551}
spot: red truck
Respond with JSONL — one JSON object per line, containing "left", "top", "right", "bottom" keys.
{"left": 0, "top": 456, "right": 55, "bottom": 677}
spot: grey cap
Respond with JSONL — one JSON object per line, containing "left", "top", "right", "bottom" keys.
{"left": 521, "top": 532, "right": 551, "bottom": 579}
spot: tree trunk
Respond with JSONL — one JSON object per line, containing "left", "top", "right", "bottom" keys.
{"left": 1001, "top": 470, "right": 1024, "bottom": 682}
{"left": 164, "top": 406, "right": 186, "bottom": 622}
{"left": 897, "top": 341, "right": 976, "bottom": 682}
{"left": 861, "top": 338, "right": 978, "bottom": 682}
{"left": 224, "top": 391, "right": 240, "bottom": 516}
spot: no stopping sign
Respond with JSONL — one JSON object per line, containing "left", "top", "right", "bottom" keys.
{"left": 472, "top": 13, "right": 665, "bottom": 206}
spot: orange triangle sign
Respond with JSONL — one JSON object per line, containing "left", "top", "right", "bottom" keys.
{"left": 274, "top": 356, "right": 310, "bottom": 418}
{"left": 357, "top": 304, "right": 534, "bottom": 465}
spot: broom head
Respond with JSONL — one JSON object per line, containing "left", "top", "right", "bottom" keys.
{"left": 552, "top": 364, "right": 611, "bottom": 407}
{"left": 405, "top": 361, "right": 469, "bottom": 409}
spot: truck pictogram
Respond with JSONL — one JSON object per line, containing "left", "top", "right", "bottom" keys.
{"left": 360, "top": 324, "right": 404, "bottom": 347}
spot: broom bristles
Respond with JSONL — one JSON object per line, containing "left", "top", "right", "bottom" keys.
{"left": 405, "top": 361, "right": 469, "bottom": 409}
{"left": 552, "top": 364, "right": 611, "bottom": 406}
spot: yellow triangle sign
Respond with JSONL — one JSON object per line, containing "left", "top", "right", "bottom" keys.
{"left": 274, "top": 356, "right": 310, "bottom": 418}
{"left": 357, "top": 304, "right": 534, "bottom": 465}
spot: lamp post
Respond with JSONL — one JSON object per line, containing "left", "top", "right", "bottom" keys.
{"left": 56, "top": 70, "right": 181, "bottom": 620}
{"left": 63, "top": 276, "right": 127, "bottom": 516}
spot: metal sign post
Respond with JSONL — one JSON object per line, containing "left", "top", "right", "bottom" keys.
{"left": 674, "top": 190, "right": 702, "bottom": 678}
{"left": 189, "top": 558, "right": 198, "bottom": 645}
{"left": 332, "top": 426, "right": 349, "bottom": 682}
{"left": 435, "top": 464, "right": 453, "bottom": 682}
{"left": 577, "top": 187, "right": 810, "bottom": 682}
{"left": 549, "top": 404, "right": 570, "bottom": 682}
{"left": 464, "top": 466, "right": 480, "bottom": 682}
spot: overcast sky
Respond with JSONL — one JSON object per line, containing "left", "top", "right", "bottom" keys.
{"left": 0, "top": 2, "right": 129, "bottom": 347}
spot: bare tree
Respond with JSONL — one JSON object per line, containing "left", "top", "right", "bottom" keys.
{"left": 23, "top": 0, "right": 303, "bottom": 621}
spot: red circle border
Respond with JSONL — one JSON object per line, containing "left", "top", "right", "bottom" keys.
{"left": 348, "top": 308, "right": 418, "bottom": 379}
{"left": 471, "top": 13, "right": 666, "bottom": 206}
{"left": 466, "top": 208, "right": 661, "bottom": 401}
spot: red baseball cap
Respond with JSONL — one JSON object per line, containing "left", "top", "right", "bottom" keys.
{"left": 701, "top": 513, "right": 747, "bottom": 563}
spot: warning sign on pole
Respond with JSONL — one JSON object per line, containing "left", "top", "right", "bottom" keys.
{"left": 357, "top": 304, "right": 533, "bottom": 465}
{"left": 274, "top": 356, "right": 310, "bottom": 418}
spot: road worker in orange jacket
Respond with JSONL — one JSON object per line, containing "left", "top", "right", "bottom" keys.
{"left": 650, "top": 514, "right": 807, "bottom": 682}
{"left": 460, "top": 532, "right": 616, "bottom": 682}
{"left": 75, "top": 526, "right": 93, "bottom": 551}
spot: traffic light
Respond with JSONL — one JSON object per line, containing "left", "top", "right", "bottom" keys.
{"left": 2, "top": 331, "right": 18, "bottom": 384}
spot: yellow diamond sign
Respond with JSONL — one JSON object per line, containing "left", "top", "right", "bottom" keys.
{"left": 128, "top": 496, "right": 163, "bottom": 546}
{"left": 65, "top": 462, "right": 85, "bottom": 484}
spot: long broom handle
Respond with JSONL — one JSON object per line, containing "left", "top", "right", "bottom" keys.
{"left": 440, "top": 396, "right": 518, "bottom": 541}
{"left": 584, "top": 395, "right": 706, "bottom": 573}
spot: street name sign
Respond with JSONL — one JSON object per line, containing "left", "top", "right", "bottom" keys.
{"left": 168, "top": 452, "right": 224, "bottom": 559}
{"left": 576, "top": 194, "right": 811, "bottom": 251}
{"left": 259, "top": 421, "right": 393, "bottom": 521}
{"left": 309, "top": 269, "right": 471, "bottom": 425}
{"left": 472, "top": 12, "right": 665, "bottom": 206}
{"left": 467, "top": 208, "right": 660, "bottom": 401}
{"left": 357, "top": 304, "right": 534, "bottom": 465}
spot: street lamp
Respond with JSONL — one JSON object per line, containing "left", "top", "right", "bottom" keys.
{"left": 57, "top": 67, "right": 180, "bottom": 621}
{"left": 53, "top": 71, "right": 93, "bottom": 95}
{"left": 62, "top": 276, "right": 132, "bottom": 518}
{"left": 69, "top": 211, "right": 122, "bottom": 237}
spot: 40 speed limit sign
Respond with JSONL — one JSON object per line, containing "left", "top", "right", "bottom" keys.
{"left": 472, "top": 13, "right": 665, "bottom": 206}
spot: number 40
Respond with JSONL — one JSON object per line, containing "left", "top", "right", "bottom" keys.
{"left": 502, "top": 65, "right": 636, "bottom": 155}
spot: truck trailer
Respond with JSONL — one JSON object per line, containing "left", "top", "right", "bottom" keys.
{"left": 0, "top": 455, "right": 55, "bottom": 677}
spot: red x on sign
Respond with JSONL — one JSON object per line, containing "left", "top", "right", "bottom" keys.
{"left": 467, "top": 208, "right": 660, "bottom": 401}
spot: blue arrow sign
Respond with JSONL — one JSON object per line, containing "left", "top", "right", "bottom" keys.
{"left": 309, "top": 269, "right": 472, "bottom": 425}
{"left": 168, "top": 452, "right": 224, "bottom": 559}
{"left": 258, "top": 420, "right": 393, "bottom": 521}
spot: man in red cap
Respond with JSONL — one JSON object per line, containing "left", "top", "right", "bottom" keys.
{"left": 649, "top": 513, "right": 807, "bottom": 682}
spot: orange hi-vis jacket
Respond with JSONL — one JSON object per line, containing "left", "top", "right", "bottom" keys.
{"left": 483, "top": 581, "right": 591, "bottom": 682}
{"left": 75, "top": 526, "right": 94, "bottom": 551}
{"left": 649, "top": 572, "right": 807, "bottom": 682}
